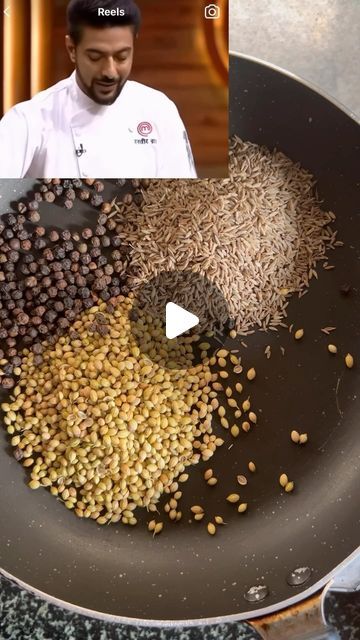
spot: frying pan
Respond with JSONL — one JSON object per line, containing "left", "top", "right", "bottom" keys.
{"left": 0, "top": 53, "right": 360, "bottom": 636}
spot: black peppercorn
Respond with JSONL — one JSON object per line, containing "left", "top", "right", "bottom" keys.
{"left": 11, "top": 356, "right": 22, "bottom": 367}
{"left": 104, "top": 264, "right": 114, "bottom": 276}
{"left": 17, "top": 229, "right": 28, "bottom": 241}
{"left": 53, "top": 186, "right": 63, "bottom": 198}
{"left": 75, "top": 275, "right": 86, "bottom": 288}
{"left": 70, "top": 250, "right": 80, "bottom": 262}
{"left": 53, "top": 246, "right": 66, "bottom": 260}
{"left": 41, "top": 277, "right": 52, "bottom": 289}
{"left": 17, "top": 312, "right": 30, "bottom": 325}
{"left": 38, "top": 324, "right": 48, "bottom": 334}
{"left": 28, "top": 262, "right": 38, "bottom": 274}
{"left": 17, "top": 202, "right": 27, "bottom": 214}
{"left": 2, "top": 228, "right": 14, "bottom": 240}
{"left": 78, "top": 189, "right": 90, "bottom": 201}
{"left": 101, "top": 202, "right": 112, "bottom": 215}
{"left": 39, "top": 264, "right": 51, "bottom": 276}
{"left": 64, "top": 199, "right": 74, "bottom": 210}
{"left": 64, "top": 272, "right": 75, "bottom": 284}
{"left": 64, "top": 309, "right": 76, "bottom": 322}
{"left": 12, "top": 290, "right": 23, "bottom": 301}
{"left": 2, "top": 377, "right": 15, "bottom": 389}
{"left": 111, "top": 236, "right": 122, "bottom": 247}
{"left": 88, "top": 261, "right": 97, "bottom": 271}
{"left": 51, "top": 261, "right": 62, "bottom": 272}
{"left": 38, "top": 292, "right": 48, "bottom": 304}
{"left": 90, "top": 247, "right": 101, "bottom": 259}
{"left": 80, "top": 254, "right": 91, "bottom": 265}
{"left": 101, "top": 236, "right": 111, "bottom": 248}
{"left": 91, "top": 236, "right": 101, "bottom": 248}
{"left": 78, "top": 287, "right": 91, "bottom": 299}
{"left": 106, "top": 219, "right": 117, "bottom": 232}
{"left": 63, "top": 180, "right": 72, "bottom": 189}
{"left": 66, "top": 285, "right": 77, "bottom": 298}
{"left": 114, "top": 261, "right": 124, "bottom": 273}
{"left": 57, "top": 317, "right": 69, "bottom": 330}
{"left": 44, "top": 310, "right": 57, "bottom": 323}
{"left": 34, "top": 238, "right": 47, "bottom": 250}
{"left": 70, "top": 263, "right": 79, "bottom": 273}
{"left": 57, "top": 279, "right": 67, "bottom": 290}
{"left": 49, "top": 231, "right": 60, "bottom": 243}
{"left": 111, "top": 249, "right": 121, "bottom": 261}
{"left": 54, "top": 300, "right": 64, "bottom": 313}
{"left": 82, "top": 228, "right": 93, "bottom": 240}
{"left": 34, "top": 226, "right": 46, "bottom": 237}
{"left": 94, "top": 180, "right": 105, "bottom": 193}
{"left": 63, "top": 296, "right": 74, "bottom": 309}
{"left": 123, "top": 193, "right": 133, "bottom": 206}
{"left": 45, "top": 191, "right": 56, "bottom": 204}
{"left": 83, "top": 298, "right": 94, "bottom": 309}
{"left": 28, "top": 200, "right": 39, "bottom": 211}
{"left": 31, "top": 316, "right": 42, "bottom": 326}
{"left": 28, "top": 211, "right": 41, "bottom": 224}
{"left": 79, "top": 265, "right": 90, "bottom": 276}
{"left": 8, "top": 250, "right": 20, "bottom": 263}
{"left": 63, "top": 240, "right": 74, "bottom": 253}
{"left": 100, "top": 289, "right": 111, "bottom": 301}
{"left": 97, "top": 255, "right": 108, "bottom": 267}
{"left": 21, "top": 239, "right": 32, "bottom": 251}
{"left": 91, "top": 194, "right": 104, "bottom": 208}
{"left": 110, "top": 286, "right": 121, "bottom": 297}
{"left": 4, "top": 213, "right": 17, "bottom": 227}
{"left": 133, "top": 191, "right": 143, "bottom": 207}
{"left": 25, "top": 276, "right": 37, "bottom": 288}
{"left": 95, "top": 225, "right": 106, "bottom": 237}
{"left": 32, "top": 286, "right": 41, "bottom": 297}
{"left": 65, "top": 188, "right": 76, "bottom": 200}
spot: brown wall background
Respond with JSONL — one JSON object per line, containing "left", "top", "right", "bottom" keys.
{"left": 1, "top": 0, "right": 228, "bottom": 177}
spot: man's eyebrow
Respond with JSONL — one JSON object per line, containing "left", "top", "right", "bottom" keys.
{"left": 85, "top": 46, "right": 132, "bottom": 54}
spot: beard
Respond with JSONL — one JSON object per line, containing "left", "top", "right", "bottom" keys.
{"left": 76, "top": 68, "right": 127, "bottom": 106}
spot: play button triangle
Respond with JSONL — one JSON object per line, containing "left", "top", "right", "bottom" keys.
{"left": 165, "top": 302, "right": 199, "bottom": 339}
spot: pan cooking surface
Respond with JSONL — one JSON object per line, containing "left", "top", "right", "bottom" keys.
{"left": 0, "top": 57, "right": 360, "bottom": 622}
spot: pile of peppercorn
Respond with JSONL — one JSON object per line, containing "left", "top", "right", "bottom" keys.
{"left": 0, "top": 178, "right": 147, "bottom": 391}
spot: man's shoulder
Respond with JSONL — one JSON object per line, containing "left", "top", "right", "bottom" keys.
{"left": 10, "top": 77, "right": 72, "bottom": 116}
{"left": 126, "top": 81, "right": 175, "bottom": 109}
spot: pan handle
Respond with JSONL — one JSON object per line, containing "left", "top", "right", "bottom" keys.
{"left": 248, "top": 590, "right": 333, "bottom": 640}
{"left": 248, "top": 553, "right": 360, "bottom": 639}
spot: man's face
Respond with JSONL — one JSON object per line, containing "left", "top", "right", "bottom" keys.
{"left": 66, "top": 25, "right": 134, "bottom": 105}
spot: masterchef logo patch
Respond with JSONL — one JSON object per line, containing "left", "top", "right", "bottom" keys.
{"left": 137, "top": 122, "right": 153, "bottom": 137}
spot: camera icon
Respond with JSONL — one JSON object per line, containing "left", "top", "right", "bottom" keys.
{"left": 205, "top": 4, "right": 220, "bottom": 19}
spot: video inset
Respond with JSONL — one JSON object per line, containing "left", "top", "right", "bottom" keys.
{"left": 0, "top": 0, "right": 228, "bottom": 179}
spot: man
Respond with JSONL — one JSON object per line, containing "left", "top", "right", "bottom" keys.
{"left": 0, "top": 0, "right": 197, "bottom": 179}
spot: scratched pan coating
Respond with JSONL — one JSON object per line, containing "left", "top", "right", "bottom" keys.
{"left": 0, "top": 55, "right": 360, "bottom": 625}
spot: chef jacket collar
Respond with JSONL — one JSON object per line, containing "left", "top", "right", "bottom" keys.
{"left": 69, "top": 70, "right": 127, "bottom": 117}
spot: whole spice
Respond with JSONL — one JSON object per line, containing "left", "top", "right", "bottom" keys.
{"left": 345, "top": 353, "right": 354, "bottom": 368}
{"left": 294, "top": 328, "right": 304, "bottom": 340}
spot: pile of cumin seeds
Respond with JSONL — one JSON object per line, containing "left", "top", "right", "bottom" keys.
{"left": 115, "top": 137, "right": 340, "bottom": 334}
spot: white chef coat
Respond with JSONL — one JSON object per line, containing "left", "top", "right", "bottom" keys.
{"left": 0, "top": 72, "right": 197, "bottom": 179}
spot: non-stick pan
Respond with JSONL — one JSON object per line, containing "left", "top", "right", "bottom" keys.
{"left": 0, "top": 54, "right": 360, "bottom": 635}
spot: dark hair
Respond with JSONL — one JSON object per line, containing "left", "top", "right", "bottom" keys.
{"left": 67, "top": 0, "right": 141, "bottom": 44}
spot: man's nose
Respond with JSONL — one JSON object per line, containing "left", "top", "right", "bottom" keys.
{"left": 101, "top": 57, "right": 117, "bottom": 78}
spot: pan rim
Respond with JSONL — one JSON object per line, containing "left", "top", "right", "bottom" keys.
{"left": 1, "top": 52, "right": 360, "bottom": 628}
{"left": 1, "top": 547, "right": 359, "bottom": 626}
{"left": 229, "top": 51, "right": 360, "bottom": 126}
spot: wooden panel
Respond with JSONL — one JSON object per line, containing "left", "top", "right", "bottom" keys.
{"left": 2, "top": 0, "right": 30, "bottom": 113}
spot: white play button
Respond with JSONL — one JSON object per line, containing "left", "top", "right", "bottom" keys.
{"left": 165, "top": 302, "right": 199, "bottom": 339}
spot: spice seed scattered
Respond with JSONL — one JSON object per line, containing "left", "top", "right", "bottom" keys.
{"left": 328, "top": 344, "right": 338, "bottom": 354}
{"left": 246, "top": 367, "right": 256, "bottom": 381}
{"left": 191, "top": 505, "right": 204, "bottom": 514}
{"left": 279, "top": 473, "right": 288, "bottom": 487}
{"left": 194, "top": 512, "right": 205, "bottom": 521}
{"left": 285, "top": 481, "right": 294, "bottom": 493}
{"left": 299, "top": 433, "right": 308, "bottom": 444}
{"left": 231, "top": 425, "right": 240, "bottom": 438}
{"left": 154, "top": 522, "right": 164, "bottom": 535}
{"left": 215, "top": 516, "right": 225, "bottom": 525}
{"left": 345, "top": 353, "right": 354, "bottom": 369}
{"left": 238, "top": 503, "right": 248, "bottom": 513}
{"left": 235, "top": 382, "right": 243, "bottom": 393}
{"left": 229, "top": 330, "right": 237, "bottom": 339}
{"left": 248, "top": 411, "right": 257, "bottom": 424}
{"left": 226, "top": 493, "right": 240, "bottom": 503}
{"left": 291, "top": 430, "right": 300, "bottom": 443}
{"left": 237, "top": 475, "right": 247, "bottom": 486}
{"left": 207, "top": 477, "right": 218, "bottom": 486}
{"left": 242, "top": 421, "right": 250, "bottom": 432}
{"left": 242, "top": 399, "right": 251, "bottom": 412}
{"left": 204, "top": 469, "right": 213, "bottom": 481}
{"left": 207, "top": 522, "right": 216, "bottom": 535}
{"left": 217, "top": 349, "right": 228, "bottom": 358}
{"left": 294, "top": 329, "right": 304, "bottom": 340}
{"left": 248, "top": 461, "right": 256, "bottom": 472}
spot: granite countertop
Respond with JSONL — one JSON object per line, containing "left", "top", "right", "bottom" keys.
{"left": 1, "top": 1, "right": 360, "bottom": 638}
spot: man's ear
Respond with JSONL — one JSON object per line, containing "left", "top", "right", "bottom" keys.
{"left": 65, "top": 35, "right": 76, "bottom": 64}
